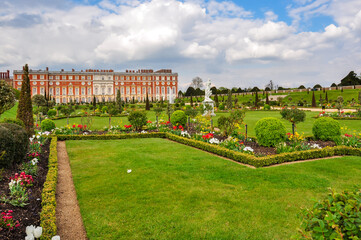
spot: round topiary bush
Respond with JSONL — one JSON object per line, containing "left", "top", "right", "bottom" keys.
{"left": 47, "top": 109, "right": 57, "bottom": 118}
{"left": 170, "top": 110, "right": 187, "bottom": 127}
{"left": 312, "top": 117, "right": 341, "bottom": 141}
{"left": 0, "top": 123, "right": 28, "bottom": 164}
{"left": 41, "top": 119, "right": 56, "bottom": 132}
{"left": 255, "top": 117, "right": 287, "bottom": 147}
{"left": 0, "top": 125, "right": 15, "bottom": 167}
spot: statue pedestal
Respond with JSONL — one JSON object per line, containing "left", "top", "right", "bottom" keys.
{"left": 202, "top": 100, "right": 216, "bottom": 116}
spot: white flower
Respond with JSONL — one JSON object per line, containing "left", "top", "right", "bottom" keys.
{"left": 51, "top": 236, "right": 61, "bottom": 240}
{"left": 243, "top": 146, "right": 254, "bottom": 152}
{"left": 29, "top": 137, "right": 34, "bottom": 142}
{"left": 26, "top": 225, "right": 35, "bottom": 236}
{"left": 141, "top": 130, "right": 147, "bottom": 133}
{"left": 127, "top": 169, "right": 132, "bottom": 173}
{"left": 180, "top": 131, "right": 190, "bottom": 138}
{"left": 34, "top": 226, "right": 42, "bottom": 238}
{"left": 209, "top": 138, "right": 220, "bottom": 144}
{"left": 309, "top": 143, "right": 321, "bottom": 149}
{"left": 31, "top": 158, "right": 38, "bottom": 165}
{"left": 25, "top": 234, "right": 34, "bottom": 240}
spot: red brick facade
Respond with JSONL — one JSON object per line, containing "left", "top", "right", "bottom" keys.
{"left": 13, "top": 68, "right": 178, "bottom": 103}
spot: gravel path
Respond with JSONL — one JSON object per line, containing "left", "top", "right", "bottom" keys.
{"left": 56, "top": 141, "right": 88, "bottom": 240}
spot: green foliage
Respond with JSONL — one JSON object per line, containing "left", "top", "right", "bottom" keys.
{"left": 41, "top": 119, "right": 56, "bottom": 132}
{"left": 227, "top": 90, "right": 233, "bottom": 109}
{"left": 0, "top": 80, "right": 16, "bottom": 116}
{"left": 280, "top": 107, "right": 306, "bottom": 125}
{"left": 115, "top": 89, "right": 123, "bottom": 114}
{"left": 0, "top": 125, "right": 15, "bottom": 167}
{"left": 47, "top": 109, "right": 56, "bottom": 118}
{"left": 40, "top": 137, "right": 58, "bottom": 240}
{"left": 263, "top": 104, "right": 270, "bottom": 110}
{"left": 17, "top": 64, "right": 34, "bottom": 135}
{"left": 128, "top": 111, "right": 147, "bottom": 131}
{"left": 255, "top": 117, "right": 286, "bottom": 147}
{"left": 217, "top": 109, "right": 246, "bottom": 136}
{"left": 101, "top": 106, "right": 108, "bottom": 113}
{"left": 185, "top": 107, "right": 198, "bottom": 118}
{"left": 1, "top": 118, "right": 24, "bottom": 127}
{"left": 312, "top": 117, "right": 341, "bottom": 141}
{"left": 170, "top": 110, "right": 187, "bottom": 127}
{"left": 219, "top": 103, "right": 225, "bottom": 110}
{"left": 0, "top": 123, "right": 28, "bottom": 164}
{"left": 154, "top": 107, "right": 163, "bottom": 117}
{"left": 298, "top": 188, "right": 361, "bottom": 239}
{"left": 32, "top": 94, "right": 46, "bottom": 107}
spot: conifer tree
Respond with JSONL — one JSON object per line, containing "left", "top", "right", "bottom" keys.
{"left": 266, "top": 92, "right": 270, "bottom": 104}
{"left": 325, "top": 91, "right": 329, "bottom": 103}
{"left": 214, "top": 90, "right": 219, "bottom": 107}
{"left": 254, "top": 91, "right": 259, "bottom": 108}
{"left": 17, "top": 64, "right": 34, "bottom": 135}
{"left": 190, "top": 94, "right": 193, "bottom": 107}
{"left": 115, "top": 89, "right": 123, "bottom": 113}
{"left": 312, "top": 91, "right": 316, "bottom": 107}
{"left": 145, "top": 92, "right": 150, "bottom": 110}
{"left": 227, "top": 90, "right": 232, "bottom": 109}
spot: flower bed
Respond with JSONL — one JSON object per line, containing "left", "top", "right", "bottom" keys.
{"left": 0, "top": 135, "right": 50, "bottom": 240}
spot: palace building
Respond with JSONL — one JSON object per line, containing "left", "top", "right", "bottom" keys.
{"left": 12, "top": 68, "right": 178, "bottom": 104}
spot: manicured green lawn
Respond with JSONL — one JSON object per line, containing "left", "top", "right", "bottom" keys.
{"left": 0, "top": 102, "right": 18, "bottom": 120}
{"left": 66, "top": 139, "right": 361, "bottom": 240}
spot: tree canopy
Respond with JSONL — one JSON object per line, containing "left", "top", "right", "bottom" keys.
{"left": 0, "top": 80, "right": 15, "bottom": 116}
{"left": 340, "top": 71, "right": 361, "bottom": 86}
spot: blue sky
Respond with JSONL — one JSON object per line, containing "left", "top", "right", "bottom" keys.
{"left": 0, "top": 0, "right": 360, "bottom": 90}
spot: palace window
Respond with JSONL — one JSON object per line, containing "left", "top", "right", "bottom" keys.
{"left": 108, "top": 87, "right": 112, "bottom": 94}
{"left": 49, "top": 76, "right": 53, "bottom": 80}
{"left": 161, "top": 87, "right": 165, "bottom": 94}
{"left": 40, "top": 75, "right": 44, "bottom": 80}
{"left": 88, "top": 88, "right": 91, "bottom": 95}
{"left": 56, "top": 88, "right": 60, "bottom": 96}
{"left": 81, "top": 87, "right": 85, "bottom": 95}
{"left": 75, "top": 76, "right": 79, "bottom": 80}
{"left": 81, "top": 76, "right": 85, "bottom": 80}
{"left": 62, "top": 87, "right": 66, "bottom": 95}
{"left": 121, "top": 87, "right": 124, "bottom": 94}
{"left": 156, "top": 86, "right": 159, "bottom": 94}
{"left": 33, "top": 87, "right": 37, "bottom": 95}
{"left": 126, "top": 87, "right": 130, "bottom": 94}
{"left": 40, "top": 87, "right": 44, "bottom": 95}
{"left": 148, "top": 87, "right": 151, "bottom": 94}
{"left": 87, "top": 76, "right": 91, "bottom": 80}
{"left": 49, "top": 88, "right": 53, "bottom": 95}
{"left": 69, "top": 76, "right": 73, "bottom": 80}
{"left": 17, "top": 75, "right": 22, "bottom": 80}
{"left": 75, "top": 88, "right": 79, "bottom": 95}
{"left": 137, "top": 87, "right": 141, "bottom": 94}
{"left": 62, "top": 75, "right": 66, "bottom": 80}
{"left": 95, "top": 87, "right": 98, "bottom": 95}
{"left": 55, "top": 76, "right": 60, "bottom": 80}
{"left": 69, "top": 87, "right": 73, "bottom": 95}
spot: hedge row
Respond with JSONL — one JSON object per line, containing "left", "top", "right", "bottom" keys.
{"left": 313, "top": 116, "right": 361, "bottom": 120}
{"left": 40, "top": 137, "right": 58, "bottom": 240}
{"left": 50, "top": 113, "right": 128, "bottom": 120}
{"left": 165, "top": 133, "right": 361, "bottom": 168}
{"left": 57, "top": 132, "right": 166, "bottom": 141}
{"left": 57, "top": 133, "right": 361, "bottom": 168}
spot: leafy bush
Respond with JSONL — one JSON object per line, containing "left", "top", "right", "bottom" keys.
{"left": 41, "top": 119, "right": 56, "bottom": 132}
{"left": 255, "top": 117, "right": 286, "bottom": 147}
{"left": 128, "top": 111, "right": 147, "bottom": 131}
{"left": 0, "top": 125, "right": 15, "bottom": 167}
{"left": 47, "top": 109, "right": 56, "bottom": 118}
{"left": 170, "top": 110, "right": 187, "bottom": 127}
{"left": 312, "top": 117, "right": 341, "bottom": 141}
{"left": 263, "top": 104, "right": 270, "bottom": 110}
{"left": 280, "top": 107, "right": 306, "bottom": 126}
{"left": 298, "top": 188, "right": 361, "bottom": 239}
{"left": 0, "top": 123, "right": 29, "bottom": 164}
{"left": 1, "top": 118, "right": 24, "bottom": 127}
{"left": 218, "top": 109, "right": 246, "bottom": 136}
{"left": 219, "top": 103, "right": 225, "bottom": 110}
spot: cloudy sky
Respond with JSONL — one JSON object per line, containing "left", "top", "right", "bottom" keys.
{"left": 0, "top": 0, "right": 361, "bottom": 90}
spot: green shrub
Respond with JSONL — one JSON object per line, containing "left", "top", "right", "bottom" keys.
{"left": 255, "top": 117, "right": 286, "bottom": 147}
{"left": 170, "top": 110, "right": 187, "bottom": 127}
{"left": 219, "top": 103, "right": 225, "bottom": 110}
{"left": 263, "top": 104, "right": 270, "bottom": 110}
{"left": 0, "top": 126, "right": 15, "bottom": 167}
{"left": 298, "top": 188, "right": 361, "bottom": 239}
{"left": 280, "top": 107, "right": 306, "bottom": 126}
{"left": 128, "top": 111, "right": 147, "bottom": 131}
{"left": 1, "top": 118, "right": 24, "bottom": 127}
{"left": 41, "top": 119, "right": 56, "bottom": 132}
{"left": 312, "top": 117, "right": 340, "bottom": 141}
{"left": 47, "top": 109, "right": 56, "bottom": 118}
{"left": 0, "top": 123, "right": 28, "bottom": 164}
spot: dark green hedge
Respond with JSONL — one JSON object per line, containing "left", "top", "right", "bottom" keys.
{"left": 57, "top": 132, "right": 166, "bottom": 141}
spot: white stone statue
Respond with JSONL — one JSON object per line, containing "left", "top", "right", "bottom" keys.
{"left": 202, "top": 79, "right": 215, "bottom": 116}
{"left": 169, "top": 88, "right": 174, "bottom": 104}
{"left": 204, "top": 79, "right": 212, "bottom": 102}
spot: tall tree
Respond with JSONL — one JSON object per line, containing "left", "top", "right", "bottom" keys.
{"left": 226, "top": 90, "right": 232, "bottom": 109}
{"left": 340, "top": 71, "right": 361, "bottom": 86}
{"left": 115, "top": 89, "right": 123, "bottom": 114}
{"left": 311, "top": 91, "right": 316, "bottom": 107}
{"left": 191, "top": 76, "right": 203, "bottom": 89}
{"left": 265, "top": 92, "right": 270, "bottom": 104}
{"left": 145, "top": 92, "right": 150, "bottom": 110}
{"left": 17, "top": 64, "right": 34, "bottom": 134}
{"left": 214, "top": 90, "right": 219, "bottom": 107}
{"left": 190, "top": 94, "right": 193, "bottom": 107}
{"left": 265, "top": 80, "right": 275, "bottom": 91}
{"left": 325, "top": 91, "right": 329, "bottom": 103}
{"left": 255, "top": 91, "right": 259, "bottom": 108}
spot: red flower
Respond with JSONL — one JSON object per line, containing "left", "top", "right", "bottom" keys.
{"left": 345, "top": 133, "right": 352, "bottom": 137}
{"left": 36, "top": 124, "right": 39, "bottom": 127}
{"left": 78, "top": 124, "right": 83, "bottom": 129}
{"left": 166, "top": 121, "right": 170, "bottom": 124}
{"left": 72, "top": 124, "right": 76, "bottom": 128}
{"left": 84, "top": 125, "right": 87, "bottom": 129}
{"left": 147, "top": 120, "right": 152, "bottom": 123}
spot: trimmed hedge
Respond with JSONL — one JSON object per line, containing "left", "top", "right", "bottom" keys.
{"left": 57, "top": 132, "right": 166, "bottom": 141}
{"left": 40, "top": 137, "right": 58, "bottom": 240}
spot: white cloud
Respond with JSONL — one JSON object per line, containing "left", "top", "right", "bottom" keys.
{"left": 0, "top": 0, "right": 360, "bottom": 90}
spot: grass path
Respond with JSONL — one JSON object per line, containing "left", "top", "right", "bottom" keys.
{"left": 66, "top": 139, "right": 361, "bottom": 239}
